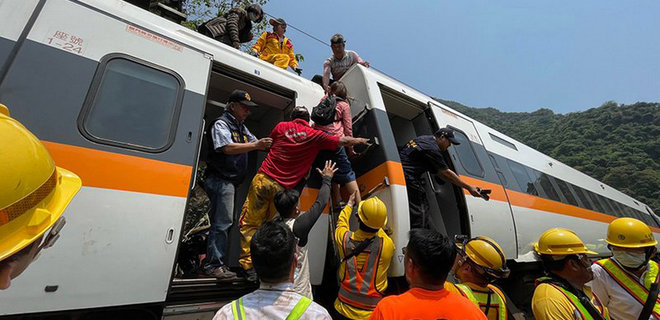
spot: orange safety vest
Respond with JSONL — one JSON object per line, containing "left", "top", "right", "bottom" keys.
{"left": 595, "top": 258, "right": 660, "bottom": 318}
{"left": 337, "top": 231, "right": 384, "bottom": 310}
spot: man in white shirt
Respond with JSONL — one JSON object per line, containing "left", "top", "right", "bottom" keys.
{"left": 212, "top": 220, "right": 331, "bottom": 320}
{"left": 590, "top": 217, "right": 660, "bottom": 320}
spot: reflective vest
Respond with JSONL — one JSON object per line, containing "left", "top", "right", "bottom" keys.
{"left": 337, "top": 231, "right": 384, "bottom": 310}
{"left": 230, "top": 296, "right": 312, "bottom": 320}
{"left": 595, "top": 258, "right": 660, "bottom": 318}
{"left": 455, "top": 283, "right": 507, "bottom": 320}
{"left": 536, "top": 277, "right": 610, "bottom": 320}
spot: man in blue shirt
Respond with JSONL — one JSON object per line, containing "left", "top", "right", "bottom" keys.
{"left": 399, "top": 127, "right": 482, "bottom": 229}
{"left": 203, "top": 89, "right": 272, "bottom": 279}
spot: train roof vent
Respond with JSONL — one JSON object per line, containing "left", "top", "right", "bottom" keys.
{"left": 489, "top": 133, "right": 518, "bottom": 151}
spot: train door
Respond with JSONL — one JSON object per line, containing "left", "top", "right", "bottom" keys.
{"left": 0, "top": 0, "right": 210, "bottom": 316}
{"left": 427, "top": 101, "right": 518, "bottom": 259}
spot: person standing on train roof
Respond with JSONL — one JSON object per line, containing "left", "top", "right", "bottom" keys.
{"left": 334, "top": 192, "right": 394, "bottom": 320}
{"left": 202, "top": 89, "right": 273, "bottom": 280}
{"left": 312, "top": 81, "right": 361, "bottom": 210}
{"left": 276, "top": 160, "right": 337, "bottom": 299}
{"left": 0, "top": 104, "right": 82, "bottom": 290}
{"left": 445, "top": 235, "right": 511, "bottom": 320}
{"left": 589, "top": 217, "right": 660, "bottom": 320}
{"left": 198, "top": 4, "right": 264, "bottom": 49}
{"left": 237, "top": 106, "right": 370, "bottom": 282}
{"left": 369, "top": 229, "right": 487, "bottom": 320}
{"left": 532, "top": 228, "right": 610, "bottom": 320}
{"left": 398, "top": 127, "right": 483, "bottom": 229}
{"left": 321, "top": 33, "right": 369, "bottom": 93}
{"left": 251, "top": 18, "right": 302, "bottom": 75}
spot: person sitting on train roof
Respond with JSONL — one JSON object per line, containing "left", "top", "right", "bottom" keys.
{"left": 198, "top": 4, "right": 263, "bottom": 49}
{"left": 531, "top": 228, "right": 610, "bottom": 320}
{"left": 212, "top": 220, "right": 332, "bottom": 319}
{"left": 320, "top": 33, "right": 369, "bottom": 92}
{"left": 589, "top": 217, "right": 659, "bottom": 320}
{"left": 0, "top": 105, "right": 81, "bottom": 290}
{"left": 276, "top": 160, "right": 337, "bottom": 299}
{"left": 445, "top": 235, "right": 511, "bottom": 320}
{"left": 202, "top": 89, "right": 272, "bottom": 280}
{"left": 311, "top": 81, "right": 361, "bottom": 211}
{"left": 333, "top": 192, "right": 394, "bottom": 320}
{"left": 237, "top": 106, "right": 370, "bottom": 282}
{"left": 398, "top": 127, "right": 483, "bottom": 229}
{"left": 251, "top": 18, "right": 302, "bottom": 75}
{"left": 369, "top": 229, "right": 487, "bottom": 320}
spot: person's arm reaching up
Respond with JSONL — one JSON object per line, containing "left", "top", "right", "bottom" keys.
{"left": 293, "top": 161, "right": 337, "bottom": 246}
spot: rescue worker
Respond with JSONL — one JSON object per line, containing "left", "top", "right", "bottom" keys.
{"left": 0, "top": 104, "right": 82, "bottom": 290}
{"left": 198, "top": 4, "right": 263, "bottom": 49}
{"left": 251, "top": 18, "right": 301, "bottom": 75}
{"left": 334, "top": 192, "right": 394, "bottom": 320}
{"left": 203, "top": 89, "right": 272, "bottom": 280}
{"left": 590, "top": 217, "right": 659, "bottom": 320}
{"left": 399, "top": 127, "right": 483, "bottom": 229}
{"left": 532, "top": 228, "right": 610, "bottom": 320}
{"left": 212, "top": 221, "right": 331, "bottom": 319}
{"left": 276, "top": 160, "right": 337, "bottom": 298}
{"left": 238, "top": 106, "right": 369, "bottom": 281}
{"left": 321, "top": 33, "right": 369, "bottom": 92}
{"left": 369, "top": 229, "right": 487, "bottom": 320}
{"left": 446, "top": 235, "right": 511, "bottom": 320}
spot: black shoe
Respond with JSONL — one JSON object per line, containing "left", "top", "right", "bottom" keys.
{"left": 204, "top": 266, "right": 237, "bottom": 280}
{"left": 242, "top": 268, "right": 258, "bottom": 282}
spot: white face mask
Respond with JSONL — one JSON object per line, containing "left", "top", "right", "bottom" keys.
{"left": 613, "top": 249, "right": 647, "bottom": 269}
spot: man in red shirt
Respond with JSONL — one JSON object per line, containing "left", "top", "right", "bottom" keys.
{"left": 369, "top": 229, "right": 488, "bottom": 320}
{"left": 238, "top": 106, "right": 369, "bottom": 280}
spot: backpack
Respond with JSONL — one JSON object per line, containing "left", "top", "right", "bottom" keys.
{"left": 311, "top": 96, "right": 343, "bottom": 126}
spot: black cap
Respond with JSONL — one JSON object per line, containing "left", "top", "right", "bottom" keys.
{"left": 434, "top": 128, "right": 460, "bottom": 145}
{"left": 269, "top": 18, "right": 286, "bottom": 27}
{"left": 227, "top": 89, "right": 258, "bottom": 107}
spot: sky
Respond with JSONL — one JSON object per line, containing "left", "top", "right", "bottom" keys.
{"left": 261, "top": 0, "right": 660, "bottom": 113}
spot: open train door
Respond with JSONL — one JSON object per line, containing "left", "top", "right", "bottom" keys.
{"left": 427, "top": 101, "right": 517, "bottom": 259}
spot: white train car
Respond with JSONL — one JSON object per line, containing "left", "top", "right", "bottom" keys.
{"left": 0, "top": 0, "right": 657, "bottom": 318}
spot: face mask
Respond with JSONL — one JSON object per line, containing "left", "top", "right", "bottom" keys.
{"left": 613, "top": 249, "right": 647, "bottom": 269}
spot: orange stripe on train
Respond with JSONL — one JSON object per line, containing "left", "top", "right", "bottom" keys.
{"left": 42, "top": 141, "right": 192, "bottom": 197}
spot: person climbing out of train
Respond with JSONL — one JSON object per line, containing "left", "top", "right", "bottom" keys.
{"left": 369, "top": 229, "right": 487, "bottom": 320}
{"left": 333, "top": 192, "right": 394, "bottom": 320}
{"left": 202, "top": 89, "right": 273, "bottom": 280}
{"left": 531, "top": 228, "right": 610, "bottom": 320}
{"left": 445, "top": 235, "right": 511, "bottom": 320}
{"left": 316, "top": 33, "right": 369, "bottom": 93}
{"left": 311, "top": 81, "right": 361, "bottom": 212}
{"left": 276, "top": 160, "right": 337, "bottom": 299}
{"left": 589, "top": 217, "right": 660, "bottom": 320}
{"left": 0, "top": 104, "right": 82, "bottom": 290}
{"left": 212, "top": 220, "right": 332, "bottom": 319}
{"left": 237, "top": 106, "right": 370, "bottom": 282}
{"left": 399, "top": 127, "right": 483, "bottom": 229}
{"left": 251, "top": 18, "right": 302, "bottom": 75}
{"left": 198, "top": 4, "right": 263, "bottom": 49}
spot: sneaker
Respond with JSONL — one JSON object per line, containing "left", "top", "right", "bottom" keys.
{"left": 205, "top": 266, "right": 237, "bottom": 280}
{"left": 243, "top": 268, "right": 258, "bottom": 282}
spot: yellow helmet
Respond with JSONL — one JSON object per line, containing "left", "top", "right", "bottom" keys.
{"left": 534, "top": 228, "right": 596, "bottom": 256}
{"left": 606, "top": 217, "right": 657, "bottom": 248}
{"left": 357, "top": 197, "right": 387, "bottom": 230}
{"left": 0, "top": 105, "right": 82, "bottom": 261}
{"left": 458, "top": 235, "right": 510, "bottom": 279}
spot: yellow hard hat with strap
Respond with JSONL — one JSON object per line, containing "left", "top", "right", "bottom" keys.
{"left": 605, "top": 217, "right": 658, "bottom": 248}
{"left": 0, "top": 105, "right": 82, "bottom": 261}
{"left": 357, "top": 197, "right": 387, "bottom": 230}
{"left": 534, "top": 228, "right": 596, "bottom": 256}
{"left": 456, "top": 235, "right": 510, "bottom": 279}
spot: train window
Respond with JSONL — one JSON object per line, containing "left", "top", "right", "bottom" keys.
{"left": 596, "top": 195, "right": 616, "bottom": 216}
{"left": 537, "top": 172, "right": 561, "bottom": 202}
{"left": 610, "top": 201, "right": 626, "bottom": 217}
{"left": 488, "top": 154, "right": 508, "bottom": 187}
{"left": 586, "top": 190, "right": 605, "bottom": 213}
{"left": 574, "top": 186, "right": 595, "bottom": 211}
{"left": 489, "top": 133, "right": 518, "bottom": 150}
{"left": 452, "top": 130, "right": 485, "bottom": 177}
{"left": 507, "top": 160, "right": 539, "bottom": 196}
{"left": 79, "top": 55, "right": 184, "bottom": 152}
{"left": 555, "top": 179, "right": 579, "bottom": 206}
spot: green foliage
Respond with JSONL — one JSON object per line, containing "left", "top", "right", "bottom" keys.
{"left": 437, "top": 99, "right": 660, "bottom": 215}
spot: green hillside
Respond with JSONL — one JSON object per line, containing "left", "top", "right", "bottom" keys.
{"left": 435, "top": 99, "right": 660, "bottom": 215}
